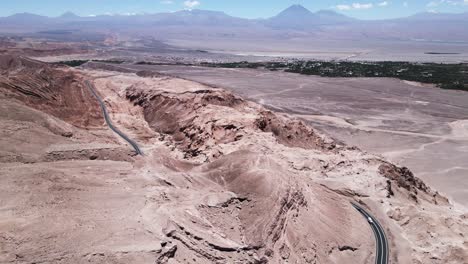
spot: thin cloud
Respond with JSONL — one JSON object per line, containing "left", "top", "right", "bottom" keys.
{"left": 336, "top": 3, "right": 374, "bottom": 11}
{"left": 184, "top": 0, "right": 200, "bottom": 9}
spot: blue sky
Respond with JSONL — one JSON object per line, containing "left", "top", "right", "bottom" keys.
{"left": 1, "top": 0, "right": 468, "bottom": 19}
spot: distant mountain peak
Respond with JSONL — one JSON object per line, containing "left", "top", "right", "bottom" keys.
{"left": 278, "top": 4, "right": 313, "bottom": 17}
{"left": 267, "top": 5, "right": 355, "bottom": 29}
{"left": 267, "top": 5, "right": 316, "bottom": 30}
{"left": 59, "top": 11, "right": 80, "bottom": 19}
{"left": 286, "top": 4, "right": 309, "bottom": 10}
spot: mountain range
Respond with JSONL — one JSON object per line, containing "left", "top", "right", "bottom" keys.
{"left": 1, "top": 5, "right": 468, "bottom": 43}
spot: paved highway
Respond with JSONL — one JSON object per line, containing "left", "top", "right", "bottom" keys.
{"left": 85, "top": 80, "right": 143, "bottom": 155}
{"left": 351, "top": 202, "right": 389, "bottom": 264}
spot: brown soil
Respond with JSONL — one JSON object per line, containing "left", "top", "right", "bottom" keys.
{"left": 0, "top": 56, "right": 466, "bottom": 264}
{"left": 0, "top": 54, "right": 102, "bottom": 128}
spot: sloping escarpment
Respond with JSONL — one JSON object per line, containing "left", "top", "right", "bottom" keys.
{"left": 255, "top": 110, "right": 336, "bottom": 150}
{"left": 154, "top": 150, "right": 369, "bottom": 263}
{"left": 379, "top": 163, "right": 429, "bottom": 192}
{"left": 126, "top": 85, "right": 334, "bottom": 160}
{"left": 0, "top": 55, "right": 102, "bottom": 127}
{"left": 120, "top": 81, "right": 376, "bottom": 263}
{"left": 378, "top": 162, "right": 449, "bottom": 204}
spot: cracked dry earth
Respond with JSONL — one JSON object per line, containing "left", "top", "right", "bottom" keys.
{"left": 0, "top": 55, "right": 467, "bottom": 264}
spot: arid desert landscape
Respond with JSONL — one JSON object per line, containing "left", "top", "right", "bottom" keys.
{"left": 127, "top": 64, "right": 468, "bottom": 206}
{"left": 1, "top": 2, "right": 468, "bottom": 264}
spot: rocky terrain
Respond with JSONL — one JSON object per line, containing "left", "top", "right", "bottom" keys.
{"left": 0, "top": 54, "right": 102, "bottom": 127}
{"left": 133, "top": 64, "right": 468, "bottom": 207}
{"left": 0, "top": 55, "right": 467, "bottom": 263}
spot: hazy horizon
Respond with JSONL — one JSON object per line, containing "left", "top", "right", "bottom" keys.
{"left": 1, "top": 0, "right": 468, "bottom": 20}
{"left": 1, "top": 1, "right": 468, "bottom": 264}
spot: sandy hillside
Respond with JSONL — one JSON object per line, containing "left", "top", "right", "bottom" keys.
{"left": 0, "top": 55, "right": 467, "bottom": 264}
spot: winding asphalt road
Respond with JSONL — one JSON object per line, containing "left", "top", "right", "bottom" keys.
{"left": 351, "top": 202, "right": 389, "bottom": 264}
{"left": 85, "top": 80, "right": 143, "bottom": 155}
